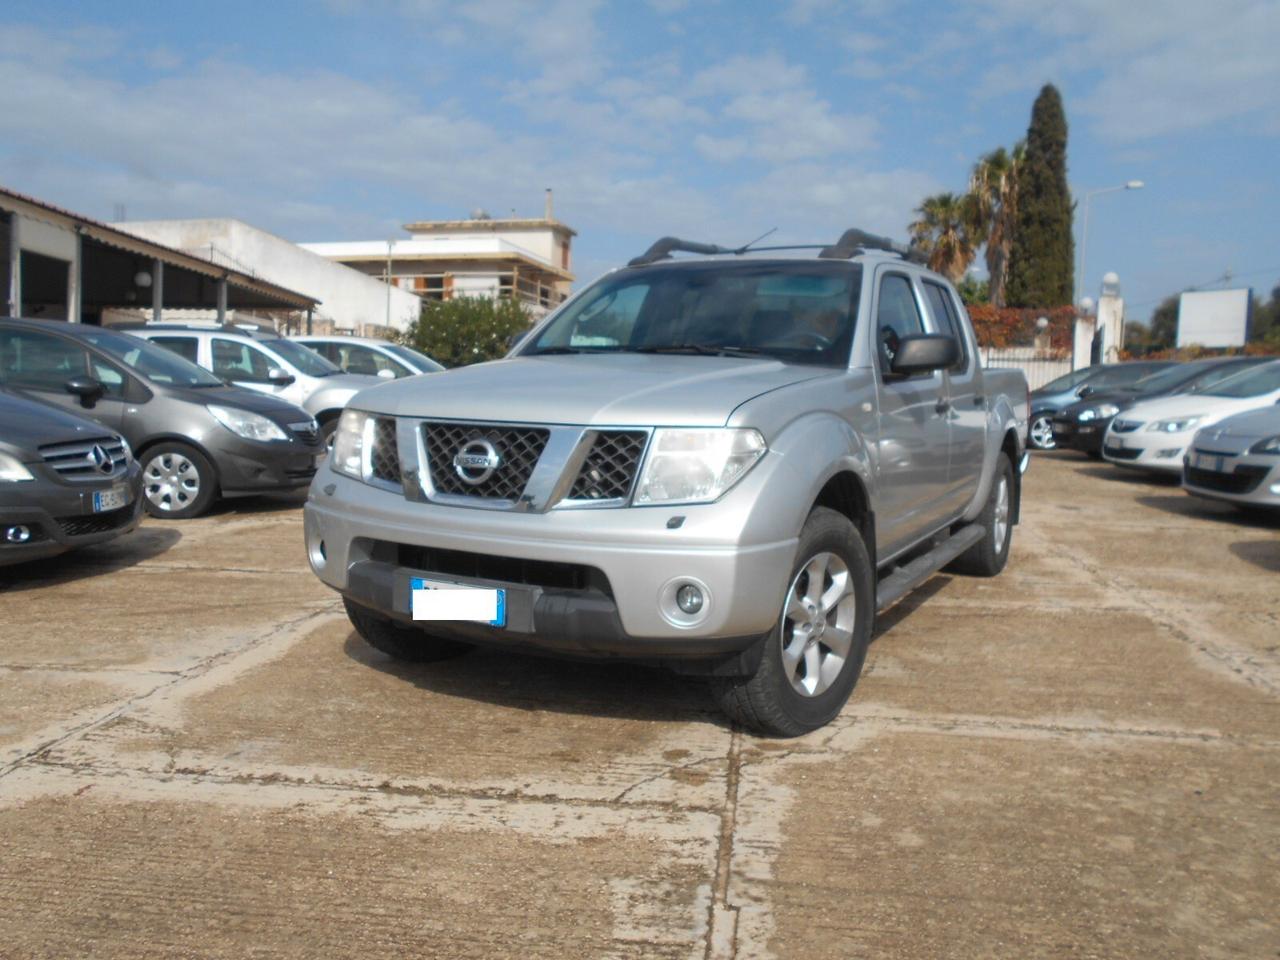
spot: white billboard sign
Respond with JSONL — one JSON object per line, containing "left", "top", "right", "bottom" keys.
{"left": 1177, "top": 288, "right": 1251, "bottom": 348}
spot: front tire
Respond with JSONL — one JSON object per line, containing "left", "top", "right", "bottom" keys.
{"left": 1028, "top": 414, "right": 1056, "bottom": 450}
{"left": 141, "top": 442, "right": 217, "bottom": 519}
{"left": 711, "top": 507, "right": 874, "bottom": 737}
{"left": 948, "top": 452, "right": 1014, "bottom": 577}
{"left": 344, "top": 598, "right": 473, "bottom": 663}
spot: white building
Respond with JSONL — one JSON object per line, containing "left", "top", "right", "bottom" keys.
{"left": 302, "top": 193, "right": 575, "bottom": 317}
{"left": 117, "top": 218, "right": 422, "bottom": 333}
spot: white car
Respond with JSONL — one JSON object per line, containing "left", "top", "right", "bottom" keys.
{"left": 1183, "top": 404, "right": 1280, "bottom": 510}
{"left": 293, "top": 336, "right": 444, "bottom": 379}
{"left": 1102, "top": 360, "right": 1280, "bottom": 473}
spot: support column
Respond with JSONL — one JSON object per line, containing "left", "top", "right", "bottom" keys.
{"left": 151, "top": 259, "right": 164, "bottom": 323}
{"left": 7, "top": 215, "right": 20, "bottom": 318}
{"left": 68, "top": 229, "right": 82, "bottom": 323}
{"left": 216, "top": 276, "right": 228, "bottom": 325}
{"left": 306, "top": 307, "right": 313, "bottom": 335}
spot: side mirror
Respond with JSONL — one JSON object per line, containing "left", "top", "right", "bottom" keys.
{"left": 889, "top": 334, "right": 959, "bottom": 377}
{"left": 267, "top": 367, "right": 296, "bottom": 386}
{"left": 1076, "top": 385, "right": 1094, "bottom": 398}
{"left": 65, "top": 376, "right": 105, "bottom": 408}
{"left": 376, "top": 368, "right": 396, "bottom": 380}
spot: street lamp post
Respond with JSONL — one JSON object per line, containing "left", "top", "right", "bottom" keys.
{"left": 1076, "top": 180, "right": 1144, "bottom": 307}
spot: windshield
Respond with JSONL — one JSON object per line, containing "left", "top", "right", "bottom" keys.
{"left": 262, "top": 338, "right": 341, "bottom": 376}
{"left": 385, "top": 343, "right": 445, "bottom": 372}
{"left": 525, "top": 261, "right": 862, "bottom": 367}
{"left": 1129, "top": 362, "right": 1212, "bottom": 395}
{"left": 81, "top": 329, "right": 224, "bottom": 387}
{"left": 1202, "top": 361, "right": 1280, "bottom": 398}
{"left": 1038, "top": 367, "right": 1099, "bottom": 394}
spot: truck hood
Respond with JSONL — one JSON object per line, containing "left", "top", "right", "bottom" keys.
{"left": 352, "top": 353, "right": 836, "bottom": 427}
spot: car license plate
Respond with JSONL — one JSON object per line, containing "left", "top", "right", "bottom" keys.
{"left": 92, "top": 483, "right": 131, "bottom": 513}
{"left": 1193, "top": 453, "right": 1225, "bottom": 472}
{"left": 410, "top": 577, "right": 506, "bottom": 627}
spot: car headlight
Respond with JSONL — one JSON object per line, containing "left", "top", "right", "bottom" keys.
{"left": 1249, "top": 434, "right": 1280, "bottom": 455}
{"left": 207, "top": 405, "right": 288, "bottom": 442}
{"left": 1146, "top": 415, "right": 1202, "bottom": 434}
{"left": 331, "top": 409, "right": 369, "bottom": 480}
{"left": 634, "top": 428, "right": 766, "bottom": 505}
{"left": 1079, "top": 403, "right": 1120, "bottom": 421}
{"left": 0, "top": 451, "right": 34, "bottom": 482}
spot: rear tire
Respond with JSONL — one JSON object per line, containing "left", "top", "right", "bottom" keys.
{"left": 710, "top": 507, "right": 873, "bottom": 737}
{"left": 948, "top": 452, "right": 1014, "bottom": 577}
{"left": 344, "top": 598, "right": 473, "bottom": 662}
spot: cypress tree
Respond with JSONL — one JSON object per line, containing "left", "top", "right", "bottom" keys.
{"left": 1005, "top": 84, "right": 1074, "bottom": 307}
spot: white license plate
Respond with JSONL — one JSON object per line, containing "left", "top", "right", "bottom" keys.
{"left": 1193, "top": 453, "right": 1225, "bottom": 472}
{"left": 92, "top": 484, "right": 131, "bottom": 513}
{"left": 410, "top": 577, "right": 506, "bottom": 627}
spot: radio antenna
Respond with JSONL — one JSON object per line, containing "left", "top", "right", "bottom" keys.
{"left": 735, "top": 227, "right": 777, "bottom": 255}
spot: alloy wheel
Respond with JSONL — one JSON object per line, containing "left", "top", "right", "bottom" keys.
{"left": 779, "top": 551, "right": 857, "bottom": 697}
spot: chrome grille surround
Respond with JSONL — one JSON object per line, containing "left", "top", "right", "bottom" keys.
{"left": 422, "top": 421, "right": 551, "bottom": 502}
{"left": 1111, "top": 419, "right": 1142, "bottom": 434}
{"left": 565, "top": 430, "right": 649, "bottom": 503}
{"left": 369, "top": 417, "right": 402, "bottom": 485}
{"left": 38, "top": 437, "right": 129, "bottom": 482}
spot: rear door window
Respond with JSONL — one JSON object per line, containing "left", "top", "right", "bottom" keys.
{"left": 148, "top": 336, "right": 200, "bottom": 364}
{"left": 921, "top": 281, "right": 969, "bottom": 371}
{"left": 212, "top": 338, "right": 274, "bottom": 383}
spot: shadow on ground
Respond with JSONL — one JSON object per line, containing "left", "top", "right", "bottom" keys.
{"left": 1077, "top": 465, "right": 1181, "bottom": 486}
{"left": 0, "top": 525, "right": 182, "bottom": 593}
{"left": 1229, "top": 540, "right": 1280, "bottom": 572}
{"left": 342, "top": 630, "right": 729, "bottom": 727}
{"left": 203, "top": 489, "right": 310, "bottom": 520}
{"left": 1138, "top": 495, "right": 1280, "bottom": 529}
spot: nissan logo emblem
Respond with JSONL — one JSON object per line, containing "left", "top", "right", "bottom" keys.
{"left": 452, "top": 438, "right": 502, "bottom": 485}
{"left": 88, "top": 444, "right": 114, "bottom": 475}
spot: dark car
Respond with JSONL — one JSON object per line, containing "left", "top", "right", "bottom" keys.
{"left": 1028, "top": 361, "right": 1176, "bottom": 450}
{"left": 1052, "top": 357, "right": 1273, "bottom": 456}
{"left": 0, "top": 318, "right": 326, "bottom": 519}
{"left": 0, "top": 388, "right": 143, "bottom": 565}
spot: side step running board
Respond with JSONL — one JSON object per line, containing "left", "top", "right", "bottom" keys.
{"left": 875, "top": 525, "right": 985, "bottom": 612}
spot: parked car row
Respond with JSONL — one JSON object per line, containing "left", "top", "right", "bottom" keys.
{"left": 1038, "top": 356, "right": 1280, "bottom": 513}
{"left": 1, "top": 318, "right": 444, "bottom": 564}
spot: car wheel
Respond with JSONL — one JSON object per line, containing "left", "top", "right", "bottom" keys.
{"left": 710, "top": 507, "right": 873, "bottom": 737}
{"left": 1028, "top": 414, "right": 1056, "bottom": 450}
{"left": 948, "top": 452, "right": 1014, "bottom": 577}
{"left": 141, "top": 442, "right": 217, "bottom": 519}
{"left": 320, "top": 417, "right": 339, "bottom": 452}
{"left": 344, "top": 598, "right": 473, "bottom": 662}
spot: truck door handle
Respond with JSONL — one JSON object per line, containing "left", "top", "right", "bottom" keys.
{"left": 973, "top": 394, "right": 986, "bottom": 406}
{"left": 935, "top": 398, "right": 950, "bottom": 416}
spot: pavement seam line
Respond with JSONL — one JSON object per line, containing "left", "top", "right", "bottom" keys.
{"left": 0, "top": 607, "right": 338, "bottom": 782}
{"left": 705, "top": 726, "right": 743, "bottom": 960}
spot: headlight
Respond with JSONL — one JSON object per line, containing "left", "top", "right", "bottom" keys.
{"left": 0, "top": 451, "right": 34, "bottom": 482}
{"left": 1146, "top": 415, "right": 1202, "bottom": 434}
{"left": 331, "top": 409, "right": 369, "bottom": 479}
{"left": 634, "top": 428, "right": 766, "bottom": 505}
{"left": 207, "top": 405, "right": 288, "bottom": 442}
{"left": 1249, "top": 434, "right": 1280, "bottom": 455}
{"left": 1080, "top": 404, "right": 1121, "bottom": 422}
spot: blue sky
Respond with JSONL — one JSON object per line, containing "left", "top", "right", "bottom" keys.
{"left": 2, "top": 0, "right": 1277, "bottom": 320}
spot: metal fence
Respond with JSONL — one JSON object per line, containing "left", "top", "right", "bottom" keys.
{"left": 979, "top": 346, "right": 1072, "bottom": 391}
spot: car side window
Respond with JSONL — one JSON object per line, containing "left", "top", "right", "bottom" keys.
{"left": 0, "top": 330, "right": 88, "bottom": 390}
{"left": 876, "top": 274, "right": 926, "bottom": 372}
{"left": 921, "top": 281, "right": 970, "bottom": 372}
{"left": 340, "top": 344, "right": 399, "bottom": 377}
{"left": 212, "top": 338, "right": 274, "bottom": 382}
{"left": 149, "top": 336, "right": 200, "bottom": 364}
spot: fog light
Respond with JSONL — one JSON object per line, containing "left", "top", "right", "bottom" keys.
{"left": 5, "top": 525, "right": 31, "bottom": 544}
{"left": 676, "top": 584, "right": 704, "bottom": 615}
{"left": 1156, "top": 448, "right": 1182, "bottom": 459}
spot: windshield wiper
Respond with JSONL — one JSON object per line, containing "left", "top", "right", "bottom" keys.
{"left": 631, "top": 344, "right": 765, "bottom": 358}
{"left": 527, "top": 346, "right": 588, "bottom": 355}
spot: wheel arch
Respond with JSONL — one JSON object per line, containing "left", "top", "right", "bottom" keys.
{"left": 811, "top": 470, "right": 876, "bottom": 570}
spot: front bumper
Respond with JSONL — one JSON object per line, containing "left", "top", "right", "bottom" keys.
{"left": 213, "top": 437, "right": 325, "bottom": 494}
{"left": 1101, "top": 431, "right": 1189, "bottom": 473}
{"left": 1183, "top": 448, "right": 1280, "bottom": 507}
{"left": 0, "top": 464, "right": 144, "bottom": 566}
{"left": 304, "top": 469, "right": 796, "bottom": 655}
{"left": 1052, "top": 416, "right": 1111, "bottom": 453}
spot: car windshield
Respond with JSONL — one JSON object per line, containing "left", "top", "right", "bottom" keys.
{"left": 81, "top": 329, "right": 225, "bottom": 387}
{"left": 1038, "top": 367, "right": 1100, "bottom": 393}
{"left": 525, "top": 261, "right": 862, "bottom": 367}
{"left": 1201, "top": 361, "right": 1280, "bottom": 398}
{"left": 385, "top": 343, "right": 445, "bottom": 372}
{"left": 1129, "top": 363, "right": 1211, "bottom": 395}
{"left": 263, "top": 338, "right": 341, "bottom": 376}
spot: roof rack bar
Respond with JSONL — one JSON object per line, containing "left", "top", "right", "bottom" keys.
{"left": 628, "top": 237, "right": 733, "bottom": 267}
{"left": 819, "top": 228, "right": 927, "bottom": 264}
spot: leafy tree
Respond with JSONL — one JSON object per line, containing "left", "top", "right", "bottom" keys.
{"left": 968, "top": 143, "right": 1024, "bottom": 307}
{"left": 956, "top": 275, "right": 990, "bottom": 305}
{"left": 908, "top": 192, "right": 983, "bottom": 282}
{"left": 1005, "top": 85, "right": 1074, "bottom": 308}
{"left": 399, "top": 296, "right": 532, "bottom": 368}
{"left": 1147, "top": 295, "right": 1179, "bottom": 348}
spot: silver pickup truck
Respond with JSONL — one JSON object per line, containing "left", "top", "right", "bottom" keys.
{"left": 304, "top": 229, "right": 1029, "bottom": 735}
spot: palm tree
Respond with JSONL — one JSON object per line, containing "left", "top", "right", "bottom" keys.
{"left": 909, "top": 192, "right": 982, "bottom": 283}
{"left": 968, "top": 143, "right": 1024, "bottom": 307}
